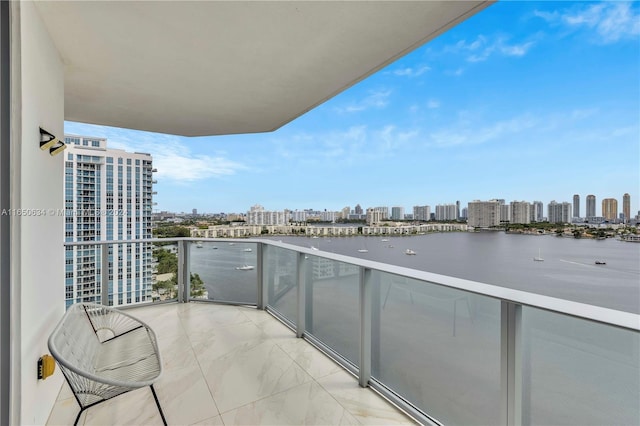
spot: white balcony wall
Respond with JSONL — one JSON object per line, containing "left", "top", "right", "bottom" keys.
{"left": 11, "top": 2, "right": 64, "bottom": 424}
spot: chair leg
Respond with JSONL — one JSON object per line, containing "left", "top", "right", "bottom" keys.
{"left": 73, "top": 406, "right": 86, "bottom": 426}
{"left": 150, "top": 384, "right": 167, "bottom": 426}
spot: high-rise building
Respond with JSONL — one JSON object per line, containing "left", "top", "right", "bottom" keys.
{"left": 500, "top": 204, "right": 511, "bottom": 223}
{"left": 340, "top": 206, "right": 350, "bottom": 219}
{"left": 548, "top": 201, "right": 572, "bottom": 223}
{"left": 461, "top": 207, "right": 468, "bottom": 220}
{"left": 510, "top": 201, "right": 531, "bottom": 224}
{"left": 366, "top": 208, "right": 384, "bottom": 225}
{"left": 391, "top": 206, "right": 405, "bottom": 220}
{"left": 435, "top": 204, "right": 457, "bottom": 221}
{"left": 413, "top": 205, "right": 431, "bottom": 221}
{"left": 247, "top": 204, "right": 290, "bottom": 225}
{"left": 354, "top": 204, "right": 363, "bottom": 215}
{"left": 467, "top": 200, "right": 501, "bottom": 228}
{"left": 623, "top": 193, "right": 631, "bottom": 223}
{"left": 573, "top": 194, "right": 580, "bottom": 218}
{"left": 602, "top": 198, "right": 618, "bottom": 221}
{"left": 64, "top": 135, "right": 154, "bottom": 308}
{"left": 456, "top": 200, "right": 460, "bottom": 220}
{"left": 530, "top": 201, "right": 544, "bottom": 222}
{"left": 586, "top": 195, "right": 596, "bottom": 218}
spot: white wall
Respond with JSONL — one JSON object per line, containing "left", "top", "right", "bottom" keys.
{"left": 11, "top": 1, "right": 65, "bottom": 424}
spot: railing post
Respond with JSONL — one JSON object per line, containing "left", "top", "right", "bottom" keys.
{"left": 296, "top": 251, "right": 306, "bottom": 338}
{"left": 501, "top": 301, "right": 522, "bottom": 426}
{"left": 177, "top": 240, "right": 190, "bottom": 303}
{"left": 359, "top": 267, "right": 372, "bottom": 388}
{"left": 257, "top": 243, "right": 266, "bottom": 309}
{"left": 100, "top": 243, "right": 109, "bottom": 306}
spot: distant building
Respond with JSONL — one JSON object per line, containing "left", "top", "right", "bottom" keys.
{"left": 510, "top": 201, "right": 531, "bottom": 224}
{"left": 340, "top": 206, "right": 350, "bottom": 220}
{"left": 413, "top": 205, "right": 431, "bottom": 221}
{"left": 366, "top": 208, "right": 385, "bottom": 225}
{"left": 192, "top": 208, "right": 198, "bottom": 215}
{"left": 354, "top": 204, "right": 363, "bottom": 215}
{"left": 391, "top": 206, "right": 405, "bottom": 220}
{"left": 500, "top": 204, "right": 511, "bottom": 223}
{"left": 548, "top": 201, "right": 571, "bottom": 223}
{"left": 530, "top": 201, "right": 544, "bottom": 222}
{"left": 573, "top": 194, "right": 580, "bottom": 218}
{"left": 602, "top": 198, "right": 618, "bottom": 221}
{"left": 435, "top": 204, "right": 457, "bottom": 221}
{"left": 586, "top": 195, "right": 596, "bottom": 218}
{"left": 372, "top": 206, "right": 389, "bottom": 220}
{"left": 247, "top": 204, "right": 290, "bottom": 225}
{"left": 461, "top": 207, "right": 468, "bottom": 220}
{"left": 623, "top": 193, "right": 630, "bottom": 223}
{"left": 467, "top": 200, "right": 501, "bottom": 228}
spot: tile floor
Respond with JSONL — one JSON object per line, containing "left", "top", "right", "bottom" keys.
{"left": 46, "top": 302, "right": 416, "bottom": 425}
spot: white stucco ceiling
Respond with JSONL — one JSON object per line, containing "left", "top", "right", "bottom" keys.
{"left": 35, "top": 1, "right": 492, "bottom": 137}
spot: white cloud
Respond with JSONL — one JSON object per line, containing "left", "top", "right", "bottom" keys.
{"left": 391, "top": 65, "right": 431, "bottom": 77}
{"left": 428, "top": 114, "right": 537, "bottom": 148}
{"left": 535, "top": 2, "right": 640, "bottom": 43}
{"left": 335, "top": 89, "right": 392, "bottom": 113}
{"left": 452, "top": 35, "right": 535, "bottom": 62}
{"left": 65, "top": 123, "right": 247, "bottom": 182}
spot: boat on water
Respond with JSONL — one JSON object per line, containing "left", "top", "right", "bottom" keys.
{"left": 595, "top": 260, "right": 606, "bottom": 265}
{"left": 243, "top": 248, "right": 252, "bottom": 252}
{"left": 533, "top": 248, "right": 544, "bottom": 262}
{"left": 212, "top": 246, "right": 218, "bottom": 250}
{"left": 196, "top": 241, "right": 203, "bottom": 248}
{"left": 357, "top": 249, "right": 369, "bottom": 253}
{"left": 381, "top": 238, "right": 389, "bottom": 242}
{"left": 405, "top": 249, "right": 416, "bottom": 255}
{"left": 235, "top": 265, "right": 254, "bottom": 271}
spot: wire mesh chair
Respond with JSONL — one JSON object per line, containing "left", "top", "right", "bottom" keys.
{"left": 48, "top": 303, "right": 166, "bottom": 425}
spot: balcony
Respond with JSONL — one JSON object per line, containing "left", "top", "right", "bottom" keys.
{"left": 57, "top": 238, "right": 640, "bottom": 426}
{"left": 47, "top": 302, "right": 414, "bottom": 425}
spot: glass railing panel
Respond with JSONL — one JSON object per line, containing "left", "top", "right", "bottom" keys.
{"left": 263, "top": 245, "right": 298, "bottom": 325}
{"left": 66, "top": 241, "right": 163, "bottom": 309}
{"left": 189, "top": 240, "right": 257, "bottom": 304}
{"left": 306, "top": 255, "right": 360, "bottom": 366}
{"left": 371, "top": 271, "right": 501, "bottom": 426}
{"left": 522, "top": 307, "right": 640, "bottom": 426}
{"left": 151, "top": 241, "right": 179, "bottom": 303}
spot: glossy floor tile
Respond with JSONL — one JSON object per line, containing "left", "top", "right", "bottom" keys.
{"left": 46, "top": 302, "right": 416, "bottom": 425}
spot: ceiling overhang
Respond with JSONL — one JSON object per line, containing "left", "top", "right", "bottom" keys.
{"left": 35, "top": 1, "right": 493, "bottom": 137}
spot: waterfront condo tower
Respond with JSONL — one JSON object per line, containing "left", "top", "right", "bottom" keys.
{"left": 586, "top": 194, "right": 596, "bottom": 218}
{"left": 467, "top": 200, "right": 501, "bottom": 228}
{"left": 602, "top": 198, "right": 618, "bottom": 222}
{"left": 548, "top": 201, "right": 572, "bottom": 224}
{"left": 573, "top": 194, "right": 580, "bottom": 218}
{"left": 64, "top": 135, "right": 154, "bottom": 308}
{"left": 623, "top": 193, "right": 631, "bottom": 223}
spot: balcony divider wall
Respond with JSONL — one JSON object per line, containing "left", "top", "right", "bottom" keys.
{"left": 64, "top": 238, "right": 640, "bottom": 426}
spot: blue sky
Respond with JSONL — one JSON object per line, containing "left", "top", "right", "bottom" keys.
{"left": 65, "top": 1, "right": 640, "bottom": 216}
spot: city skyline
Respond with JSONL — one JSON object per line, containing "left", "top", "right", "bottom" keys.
{"left": 64, "top": 1, "right": 640, "bottom": 214}
{"left": 155, "top": 192, "right": 634, "bottom": 220}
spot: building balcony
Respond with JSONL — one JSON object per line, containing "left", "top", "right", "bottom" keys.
{"left": 56, "top": 238, "right": 640, "bottom": 426}
{"left": 47, "top": 301, "right": 413, "bottom": 425}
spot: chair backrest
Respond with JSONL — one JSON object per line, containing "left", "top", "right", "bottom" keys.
{"left": 49, "top": 304, "right": 102, "bottom": 373}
